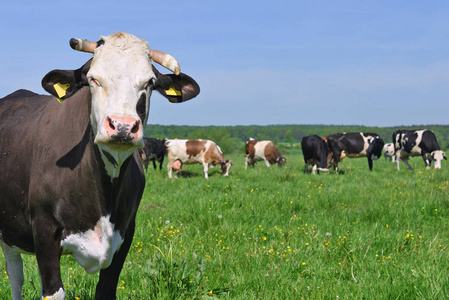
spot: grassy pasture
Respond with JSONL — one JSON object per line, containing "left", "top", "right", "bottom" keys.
{"left": 1, "top": 153, "right": 448, "bottom": 299}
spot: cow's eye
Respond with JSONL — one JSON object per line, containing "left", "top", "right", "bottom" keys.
{"left": 89, "top": 78, "right": 101, "bottom": 87}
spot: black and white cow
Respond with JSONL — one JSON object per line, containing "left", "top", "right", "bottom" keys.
{"left": 140, "top": 137, "right": 166, "bottom": 171}
{"left": 301, "top": 135, "right": 330, "bottom": 174}
{"left": 0, "top": 33, "right": 199, "bottom": 299}
{"left": 393, "top": 129, "right": 446, "bottom": 170}
{"left": 327, "top": 132, "right": 384, "bottom": 172}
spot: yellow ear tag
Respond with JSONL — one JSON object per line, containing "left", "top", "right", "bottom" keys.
{"left": 165, "top": 85, "right": 181, "bottom": 96}
{"left": 53, "top": 83, "right": 70, "bottom": 103}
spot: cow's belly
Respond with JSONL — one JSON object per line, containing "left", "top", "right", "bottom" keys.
{"left": 61, "top": 215, "right": 123, "bottom": 274}
{"left": 346, "top": 153, "right": 366, "bottom": 158}
{"left": 400, "top": 148, "right": 421, "bottom": 158}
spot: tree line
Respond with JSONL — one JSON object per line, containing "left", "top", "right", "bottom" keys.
{"left": 144, "top": 124, "right": 449, "bottom": 155}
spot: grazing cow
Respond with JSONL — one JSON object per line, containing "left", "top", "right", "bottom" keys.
{"left": 245, "top": 138, "right": 286, "bottom": 169}
{"left": 327, "top": 132, "right": 384, "bottom": 172}
{"left": 383, "top": 143, "right": 396, "bottom": 162}
{"left": 140, "top": 137, "right": 166, "bottom": 171}
{"left": 165, "top": 139, "right": 232, "bottom": 179}
{"left": 301, "top": 135, "right": 330, "bottom": 174}
{"left": 393, "top": 129, "right": 446, "bottom": 170}
{"left": 0, "top": 33, "right": 199, "bottom": 300}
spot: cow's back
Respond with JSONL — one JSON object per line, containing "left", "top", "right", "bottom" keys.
{"left": 261, "top": 141, "right": 281, "bottom": 163}
{"left": 0, "top": 92, "right": 52, "bottom": 205}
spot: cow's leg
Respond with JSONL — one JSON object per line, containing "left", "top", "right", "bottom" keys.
{"left": 264, "top": 159, "right": 270, "bottom": 168}
{"left": 312, "top": 164, "right": 317, "bottom": 175}
{"left": 152, "top": 160, "right": 157, "bottom": 170}
{"left": 332, "top": 154, "right": 340, "bottom": 174}
{"left": 202, "top": 162, "right": 209, "bottom": 179}
{"left": 95, "top": 218, "right": 136, "bottom": 300}
{"left": 33, "top": 219, "right": 65, "bottom": 299}
{"left": 1, "top": 242, "right": 24, "bottom": 300}
{"left": 245, "top": 156, "right": 249, "bottom": 170}
{"left": 304, "top": 162, "right": 309, "bottom": 173}
{"left": 159, "top": 157, "right": 164, "bottom": 170}
{"left": 167, "top": 161, "right": 173, "bottom": 178}
{"left": 367, "top": 157, "right": 373, "bottom": 171}
{"left": 395, "top": 151, "right": 401, "bottom": 171}
{"left": 402, "top": 158, "right": 413, "bottom": 170}
{"left": 423, "top": 153, "right": 431, "bottom": 169}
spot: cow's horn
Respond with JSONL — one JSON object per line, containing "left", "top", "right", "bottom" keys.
{"left": 69, "top": 38, "right": 97, "bottom": 53}
{"left": 151, "top": 50, "right": 180, "bottom": 75}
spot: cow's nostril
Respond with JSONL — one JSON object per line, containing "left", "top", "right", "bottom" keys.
{"left": 108, "top": 118, "right": 115, "bottom": 130}
{"left": 131, "top": 121, "right": 140, "bottom": 134}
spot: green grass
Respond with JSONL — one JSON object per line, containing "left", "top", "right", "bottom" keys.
{"left": 1, "top": 154, "right": 449, "bottom": 299}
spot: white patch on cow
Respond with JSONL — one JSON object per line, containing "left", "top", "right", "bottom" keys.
{"left": 408, "top": 130, "right": 425, "bottom": 156}
{"left": 61, "top": 215, "right": 123, "bottom": 274}
{"left": 41, "top": 287, "right": 64, "bottom": 300}
{"left": 253, "top": 141, "right": 272, "bottom": 165}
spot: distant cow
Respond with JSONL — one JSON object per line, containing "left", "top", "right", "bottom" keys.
{"left": 327, "top": 132, "right": 384, "bottom": 172}
{"left": 140, "top": 137, "right": 166, "bottom": 171}
{"left": 393, "top": 129, "right": 446, "bottom": 170}
{"left": 383, "top": 143, "right": 396, "bottom": 162}
{"left": 245, "top": 138, "right": 286, "bottom": 169}
{"left": 0, "top": 33, "right": 199, "bottom": 299}
{"left": 165, "top": 139, "right": 232, "bottom": 179}
{"left": 301, "top": 135, "right": 330, "bottom": 174}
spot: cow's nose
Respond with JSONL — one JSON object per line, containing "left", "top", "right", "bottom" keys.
{"left": 104, "top": 115, "right": 141, "bottom": 143}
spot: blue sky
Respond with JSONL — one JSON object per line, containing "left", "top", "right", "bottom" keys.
{"left": 1, "top": 1, "right": 449, "bottom": 127}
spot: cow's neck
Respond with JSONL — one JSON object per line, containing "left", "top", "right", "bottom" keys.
{"left": 97, "top": 144, "right": 136, "bottom": 181}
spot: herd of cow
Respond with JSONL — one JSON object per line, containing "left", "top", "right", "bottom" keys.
{"left": 139, "top": 129, "right": 446, "bottom": 178}
{"left": 303, "top": 129, "right": 446, "bottom": 174}
{"left": 0, "top": 32, "right": 446, "bottom": 299}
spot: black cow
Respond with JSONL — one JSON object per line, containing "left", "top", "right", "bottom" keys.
{"left": 393, "top": 129, "right": 446, "bottom": 170}
{"left": 301, "top": 135, "right": 330, "bottom": 174}
{"left": 0, "top": 33, "right": 199, "bottom": 299}
{"left": 327, "top": 132, "right": 384, "bottom": 172}
{"left": 140, "top": 137, "right": 166, "bottom": 171}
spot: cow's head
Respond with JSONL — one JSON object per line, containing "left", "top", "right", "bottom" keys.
{"left": 367, "top": 137, "right": 384, "bottom": 161}
{"left": 42, "top": 33, "right": 199, "bottom": 178}
{"left": 431, "top": 150, "right": 446, "bottom": 169}
{"left": 220, "top": 160, "right": 233, "bottom": 176}
{"left": 277, "top": 157, "right": 287, "bottom": 167}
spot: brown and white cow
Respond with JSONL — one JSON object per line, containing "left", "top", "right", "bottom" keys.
{"left": 165, "top": 139, "right": 232, "bottom": 179}
{"left": 0, "top": 33, "right": 199, "bottom": 300}
{"left": 245, "top": 138, "right": 286, "bottom": 169}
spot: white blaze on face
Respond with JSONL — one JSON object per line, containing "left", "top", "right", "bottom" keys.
{"left": 87, "top": 33, "right": 155, "bottom": 178}
{"left": 431, "top": 150, "right": 446, "bottom": 169}
{"left": 61, "top": 215, "right": 123, "bottom": 274}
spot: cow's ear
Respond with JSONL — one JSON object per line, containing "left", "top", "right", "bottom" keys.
{"left": 41, "top": 59, "right": 92, "bottom": 103}
{"left": 153, "top": 66, "right": 200, "bottom": 103}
